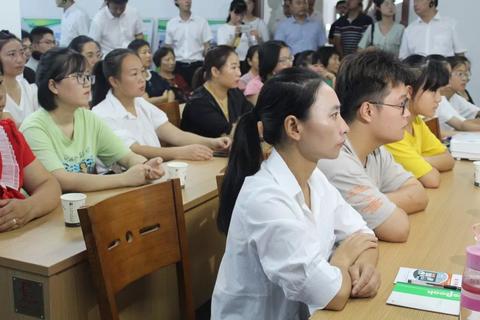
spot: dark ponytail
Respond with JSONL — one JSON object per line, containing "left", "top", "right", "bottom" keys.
{"left": 92, "top": 48, "right": 136, "bottom": 107}
{"left": 191, "top": 45, "right": 237, "bottom": 90}
{"left": 217, "top": 67, "right": 324, "bottom": 234}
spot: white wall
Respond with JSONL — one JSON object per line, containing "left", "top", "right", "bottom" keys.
{"left": 0, "top": 0, "right": 21, "bottom": 37}
{"left": 20, "top": 0, "right": 231, "bottom": 20}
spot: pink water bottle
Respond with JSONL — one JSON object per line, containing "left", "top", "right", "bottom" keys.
{"left": 461, "top": 245, "right": 480, "bottom": 319}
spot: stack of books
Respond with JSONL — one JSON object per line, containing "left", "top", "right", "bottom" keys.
{"left": 450, "top": 133, "right": 480, "bottom": 160}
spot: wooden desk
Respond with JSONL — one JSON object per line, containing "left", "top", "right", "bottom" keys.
{"left": 311, "top": 160, "right": 480, "bottom": 320}
{"left": 0, "top": 158, "right": 227, "bottom": 320}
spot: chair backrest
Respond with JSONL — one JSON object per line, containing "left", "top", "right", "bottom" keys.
{"left": 425, "top": 117, "right": 442, "bottom": 140}
{"left": 153, "top": 101, "right": 181, "bottom": 128}
{"left": 216, "top": 174, "right": 224, "bottom": 193}
{"left": 78, "top": 180, "right": 194, "bottom": 320}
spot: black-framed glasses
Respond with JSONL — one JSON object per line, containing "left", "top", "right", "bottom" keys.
{"left": 60, "top": 73, "right": 95, "bottom": 86}
{"left": 369, "top": 99, "right": 409, "bottom": 115}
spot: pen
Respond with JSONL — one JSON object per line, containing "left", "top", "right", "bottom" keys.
{"left": 407, "top": 279, "right": 461, "bottom": 291}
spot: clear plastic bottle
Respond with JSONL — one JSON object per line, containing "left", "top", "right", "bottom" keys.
{"left": 461, "top": 245, "right": 480, "bottom": 319}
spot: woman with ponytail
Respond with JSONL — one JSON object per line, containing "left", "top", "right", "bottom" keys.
{"left": 212, "top": 68, "right": 380, "bottom": 319}
{"left": 181, "top": 45, "right": 252, "bottom": 138}
{"left": 92, "top": 49, "right": 230, "bottom": 162}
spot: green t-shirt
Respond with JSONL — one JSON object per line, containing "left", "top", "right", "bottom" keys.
{"left": 20, "top": 108, "right": 130, "bottom": 173}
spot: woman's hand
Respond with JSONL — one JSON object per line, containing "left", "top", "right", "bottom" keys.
{"left": 177, "top": 145, "right": 213, "bottom": 161}
{"left": 144, "top": 157, "right": 165, "bottom": 180}
{"left": 349, "top": 262, "right": 381, "bottom": 298}
{"left": 209, "top": 136, "right": 231, "bottom": 151}
{"left": 0, "top": 199, "right": 33, "bottom": 232}
{"left": 330, "top": 233, "right": 378, "bottom": 268}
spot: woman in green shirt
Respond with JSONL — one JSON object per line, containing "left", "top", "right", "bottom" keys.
{"left": 20, "top": 48, "right": 164, "bottom": 192}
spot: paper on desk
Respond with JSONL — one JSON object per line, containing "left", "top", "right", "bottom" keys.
{"left": 387, "top": 267, "right": 462, "bottom": 316}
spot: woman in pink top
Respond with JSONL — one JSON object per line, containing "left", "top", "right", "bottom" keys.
{"left": 244, "top": 40, "right": 292, "bottom": 105}
{"left": 238, "top": 45, "right": 259, "bottom": 91}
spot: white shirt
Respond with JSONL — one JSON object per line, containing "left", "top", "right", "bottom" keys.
{"left": 92, "top": 90, "right": 168, "bottom": 148}
{"left": 25, "top": 57, "right": 39, "bottom": 72}
{"left": 216, "top": 24, "right": 256, "bottom": 61}
{"left": 165, "top": 15, "right": 212, "bottom": 62}
{"left": 436, "top": 96, "right": 466, "bottom": 131}
{"left": 449, "top": 93, "right": 480, "bottom": 120}
{"left": 244, "top": 17, "right": 270, "bottom": 42}
{"left": 399, "top": 13, "right": 466, "bottom": 59}
{"left": 4, "top": 78, "right": 40, "bottom": 124}
{"left": 60, "top": 3, "right": 91, "bottom": 47}
{"left": 211, "top": 149, "right": 372, "bottom": 320}
{"left": 89, "top": 5, "right": 143, "bottom": 55}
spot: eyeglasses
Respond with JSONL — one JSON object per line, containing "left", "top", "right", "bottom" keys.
{"left": 60, "top": 73, "right": 95, "bottom": 86}
{"left": 452, "top": 71, "right": 471, "bottom": 79}
{"left": 369, "top": 99, "right": 409, "bottom": 115}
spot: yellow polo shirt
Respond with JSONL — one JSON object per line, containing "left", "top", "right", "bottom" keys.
{"left": 385, "top": 116, "right": 447, "bottom": 178}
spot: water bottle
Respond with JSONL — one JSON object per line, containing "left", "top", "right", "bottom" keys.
{"left": 460, "top": 245, "right": 480, "bottom": 319}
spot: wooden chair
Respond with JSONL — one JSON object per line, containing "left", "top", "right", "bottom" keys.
{"left": 153, "top": 101, "right": 182, "bottom": 128}
{"left": 78, "top": 180, "right": 194, "bottom": 320}
{"left": 425, "top": 117, "right": 442, "bottom": 140}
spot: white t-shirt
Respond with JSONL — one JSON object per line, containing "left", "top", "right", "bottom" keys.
{"left": 165, "top": 15, "right": 212, "bottom": 62}
{"left": 399, "top": 13, "right": 466, "bottom": 59}
{"left": 244, "top": 17, "right": 270, "bottom": 42}
{"left": 4, "top": 78, "right": 40, "bottom": 124}
{"left": 92, "top": 90, "right": 168, "bottom": 148}
{"left": 449, "top": 93, "right": 480, "bottom": 120}
{"left": 216, "top": 24, "right": 256, "bottom": 61}
{"left": 212, "top": 148, "right": 372, "bottom": 320}
{"left": 60, "top": 3, "right": 91, "bottom": 47}
{"left": 436, "top": 96, "right": 466, "bottom": 131}
{"left": 89, "top": 5, "right": 143, "bottom": 55}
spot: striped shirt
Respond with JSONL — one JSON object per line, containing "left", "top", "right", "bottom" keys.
{"left": 333, "top": 14, "right": 373, "bottom": 56}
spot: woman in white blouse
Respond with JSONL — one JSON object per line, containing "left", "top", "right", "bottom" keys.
{"left": 0, "top": 30, "right": 39, "bottom": 124}
{"left": 357, "top": 0, "right": 404, "bottom": 56}
{"left": 243, "top": 0, "right": 270, "bottom": 43}
{"left": 212, "top": 68, "right": 380, "bottom": 320}
{"left": 217, "top": 0, "right": 257, "bottom": 61}
{"left": 92, "top": 49, "right": 231, "bottom": 161}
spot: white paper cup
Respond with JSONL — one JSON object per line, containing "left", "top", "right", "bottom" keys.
{"left": 60, "top": 193, "right": 87, "bottom": 227}
{"left": 166, "top": 162, "right": 188, "bottom": 187}
{"left": 474, "top": 161, "right": 480, "bottom": 187}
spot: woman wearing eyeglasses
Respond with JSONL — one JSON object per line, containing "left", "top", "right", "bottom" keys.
{"left": 20, "top": 48, "right": 164, "bottom": 192}
{"left": 91, "top": 48, "right": 231, "bottom": 162}
{"left": 385, "top": 55, "right": 455, "bottom": 188}
{"left": 0, "top": 30, "right": 40, "bottom": 124}
{"left": 244, "top": 40, "right": 292, "bottom": 105}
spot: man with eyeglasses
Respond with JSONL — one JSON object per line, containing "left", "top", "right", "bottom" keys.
{"left": 27, "top": 26, "right": 57, "bottom": 72}
{"left": 318, "top": 50, "right": 428, "bottom": 243}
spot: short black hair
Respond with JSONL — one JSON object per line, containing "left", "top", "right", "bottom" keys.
{"left": 403, "top": 54, "right": 450, "bottom": 98}
{"left": 316, "top": 46, "right": 340, "bottom": 68}
{"left": 68, "top": 35, "right": 99, "bottom": 53}
{"left": 293, "top": 50, "right": 316, "bottom": 68}
{"left": 336, "top": 0, "right": 346, "bottom": 6}
{"left": 336, "top": 50, "right": 411, "bottom": 124}
{"left": 36, "top": 47, "right": 87, "bottom": 111}
{"left": 21, "top": 30, "right": 31, "bottom": 41}
{"left": 226, "top": 0, "right": 248, "bottom": 22}
{"left": 30, "top": 26, "right": 54, "bottom": 43}
{"left": 106, "top": 0, "right": 128, "bottom": 4}
{"left": 127, "top": 39, "right": 150, "bottom": 52}
{"left": 153, "top": 46, "right": 175, "bottom": 68}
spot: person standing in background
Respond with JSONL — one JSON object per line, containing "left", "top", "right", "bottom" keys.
{"left": 399, "top": 0, "right": 465, "bottom": 59}
{"left": 89, "top": 0, "right": 143, "bottom": 55}
{"left": 357, "top": 0, "right": 404, "bottom": 56}
{"left": 56, "top": 0, "right": 90, "bottom": 47}
{"left": 333, "top": 0, "right": 373, "bottom": 57}
{"left": 165, "top": 0, "right": 212, "bottom": 87}
{"left": 243, "top": 0, "right": 270, "bottom": 43}
{"left": 328, "top": 0, "right": 347, "bottom": 44}
{"left": 275, "top": 0, "right": 326, "bottom": 55}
